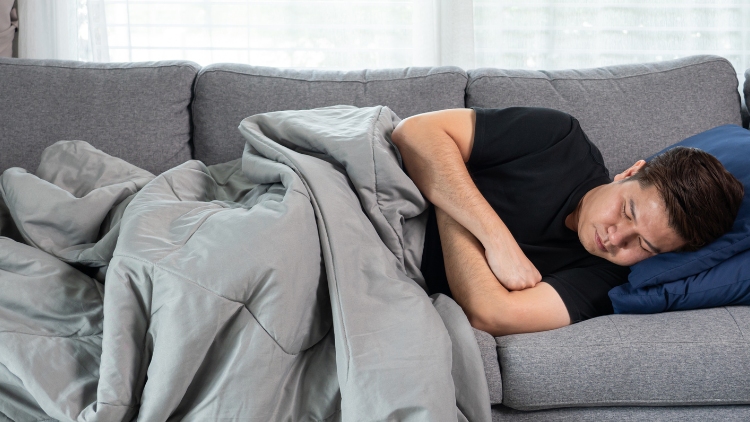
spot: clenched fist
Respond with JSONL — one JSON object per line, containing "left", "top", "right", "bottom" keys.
{"left": 484, "top": 238, "right": 542, "bottom": 291}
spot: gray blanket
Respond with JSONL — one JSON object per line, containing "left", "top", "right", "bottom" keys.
{"left": 0, "top": 106, "right": 490, "bottom": 421}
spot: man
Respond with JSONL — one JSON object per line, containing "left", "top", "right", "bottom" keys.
{"left": 391, "top": 107, "right": 744, "bottom": 337}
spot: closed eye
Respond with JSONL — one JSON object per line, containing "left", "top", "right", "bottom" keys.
{"left": 624, "top": 202, "right": 651, "bottom": 253}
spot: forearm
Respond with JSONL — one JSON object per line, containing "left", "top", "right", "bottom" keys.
{"left": 393, "top": 114, "right": 513, "bottom": 249}
{"left": 434, "top": 206, "right": 508, "bottom": 326}
{"left": 393, "top": 110, "right": 541, "bottom": 290}
{"left": 435, "top": 207, "right": 569, "bottom": 336}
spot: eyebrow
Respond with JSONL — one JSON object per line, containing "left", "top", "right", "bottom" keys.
{"left": 630, "top": 198, "right": 662, "bottom": 254}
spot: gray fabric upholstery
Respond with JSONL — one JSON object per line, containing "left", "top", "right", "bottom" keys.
{"left": 473, "top": 328, "right": 502, "bottom": 405}
{"left": 0, "top": 58, "right": 198, "bottom": 175}
{"left": 496, "top": 306, "right": 750, "bottom": 410}
{"left": 492, "top": 404, "right": 750, "bottom": 421}
{"left": 466, "top": 55, "right": 742, "bottom": 176}
{"left": 2, "top": 55, "right": 748, "bottom": 418}
{"left": 192, "top": 64, "right": 467, "bottom": 166}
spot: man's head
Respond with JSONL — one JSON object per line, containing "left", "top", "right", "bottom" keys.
{"left": 569, "top": 146, "right": 744, "bottom": 266}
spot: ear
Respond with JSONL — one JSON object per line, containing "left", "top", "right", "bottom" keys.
{"left": 613, "top": 159, "right": 646, "bottom": 182}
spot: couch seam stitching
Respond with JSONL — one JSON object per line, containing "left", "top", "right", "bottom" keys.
{"left": 507, "top": 397, "right": 750, "bottom": 410}
{"left": 606, "top": 315, "right": 624, "bottom": 342}
{"left": 0, "top": 62, "right": 198, "bottom": 72}
{"left": 196, "top": 67, "right": 469, "bottom": 85}
{"left": 498, "top": 339, "right": 750, "bottom": 348}
{"left": 725, "top": 306, "right": 747, "bottom": 340}
{"left": 466, "top": 58, "right": 733, "bottom": 90}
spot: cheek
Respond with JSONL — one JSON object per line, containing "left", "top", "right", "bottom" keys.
{"left": 579, "top": 225, "right": 593, "bottom": 249}
{"left": 585, "top": 203, "right": 615, "bottom": 229}
{"left": 618, "top": 249, "right": 650, "bottom": 267}
{"left": 603, "top": 203, "right": 622, "bottom": 222}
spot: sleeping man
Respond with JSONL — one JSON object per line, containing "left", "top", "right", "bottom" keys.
{"left": 391, "top": 107, "right": 744, "bottom": 336}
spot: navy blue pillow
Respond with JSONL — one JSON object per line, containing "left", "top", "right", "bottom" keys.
{"left": 627, "top": 124, "right": 750, "bottom": 288}
{"left": 609, "top": 124, "right": 750, "bottom": 314}
{"left": 610, "top": 247, "right": 750, "bottom": 313}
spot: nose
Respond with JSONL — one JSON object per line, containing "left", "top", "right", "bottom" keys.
{"left": 607, "top": 223, "right": 636, "bottom": 248}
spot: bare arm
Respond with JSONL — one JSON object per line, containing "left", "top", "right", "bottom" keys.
{"left": 435, "top": 207, "right": 571, "bottom": 336}
{"left": 391, "top": 109, "right": 541, "bottom": 290}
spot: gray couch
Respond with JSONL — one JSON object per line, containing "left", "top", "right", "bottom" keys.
{"left": 1, "top": 55, "right": 749, "bottom": 421}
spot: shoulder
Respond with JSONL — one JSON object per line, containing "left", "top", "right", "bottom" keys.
{"left": 473, "top": 106, "right": 573, "bottom": 130}
{"left": 468, "top": 107, "right": 579, "bottom": 168}
{"left": 392, "top": 108, "right": 476, "bottom": 162}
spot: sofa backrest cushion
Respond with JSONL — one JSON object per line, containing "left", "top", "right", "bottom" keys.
{"left": 466, "top": 55, "right": 742, "bottom": 176}
{"left": 192, "top": 65, "right": 467, "bottom": 166}
{"left": 0, "top": 58, "right": 199, "bottom": 176}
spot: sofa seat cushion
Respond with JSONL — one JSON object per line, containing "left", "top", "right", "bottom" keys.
{"left": 466, "top": 55, "right": 741, "bottom": 176}
{"left": 0, "top": 58, "right": 199, "bottom": 176}
{"left": 497, "top": 306, "right": 750, "bottom": 410}
{"left": 192, "top": 64, "right": 467, "bottom": 166}
{"left": 491, "top": 404, "right": 750, "bottom": 421}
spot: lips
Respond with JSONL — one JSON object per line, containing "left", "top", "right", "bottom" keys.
{"left": 595, "top": 231, "right": 607, "bottom": 253}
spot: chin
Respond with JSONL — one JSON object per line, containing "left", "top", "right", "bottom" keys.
{"left": 606, "top": 255, "right": 637, "bottom": 267}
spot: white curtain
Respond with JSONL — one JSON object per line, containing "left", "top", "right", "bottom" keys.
{"left": 18, "top": 0, "right": 108, "bottom": 61}
{"left": 0, "top": 0, "right": 16, "bottom": 57}
{"left": 15, "top": 0, "right": 750, "bottom": 78}
{"left": 473, "top": 0, "right": 750, "bottom": 79}
{"left": 413, "top": 0, "right": 475, "bottom": 68}
{"left": 91, "top": 0, "right": 472, "bottom": 69}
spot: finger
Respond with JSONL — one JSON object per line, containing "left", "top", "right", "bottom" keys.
{"left": 508, "top": 281, "right": 521, "bottom": 291}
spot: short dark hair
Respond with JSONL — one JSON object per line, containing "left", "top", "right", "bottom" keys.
{"left": 630, "top": 146, "right": 744, "bottom": 252}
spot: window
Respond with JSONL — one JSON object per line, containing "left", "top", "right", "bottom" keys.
{"left": 22, "top": 0, "right": 750, "bottom": 79}
{"left": 103, "top": 0, "right": 419, "bottom": 68}
{"left": 474, "top": 0, "right": 750, "bottom": 79}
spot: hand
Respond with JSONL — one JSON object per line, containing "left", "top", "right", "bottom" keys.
{"left": 484, "top": 238, "right": 542, "bottom": 291}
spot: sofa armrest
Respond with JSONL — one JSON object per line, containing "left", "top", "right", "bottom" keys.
{"left": 473, "top": 327, "right": 503, "bottom": 405}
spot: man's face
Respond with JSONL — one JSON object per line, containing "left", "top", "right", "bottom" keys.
{"left": 573, "top": 161, "right": 686, "bottom": 266}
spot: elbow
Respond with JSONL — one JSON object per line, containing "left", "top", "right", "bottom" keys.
{"left": 465, "top": 306, "right": 504, "bottom": 337}
{"left": 390, "top": 116, "right": 419, "bottom": 149}
{"left": 464, "top": 297, "right": 518, "bottom": 337}
{"left": 467, "top": 312, "right": 488, "bottom": 332}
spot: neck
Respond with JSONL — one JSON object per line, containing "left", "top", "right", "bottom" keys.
{"left": 565, "top": 186, "right": 596, "bottom": 232}
{"left": 564, "top": 205, "right": 579, "bottom": 232}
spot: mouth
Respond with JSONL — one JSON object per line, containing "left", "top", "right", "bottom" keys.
{"left": 595, "top": 231, "right": 608, "bottom": 253}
